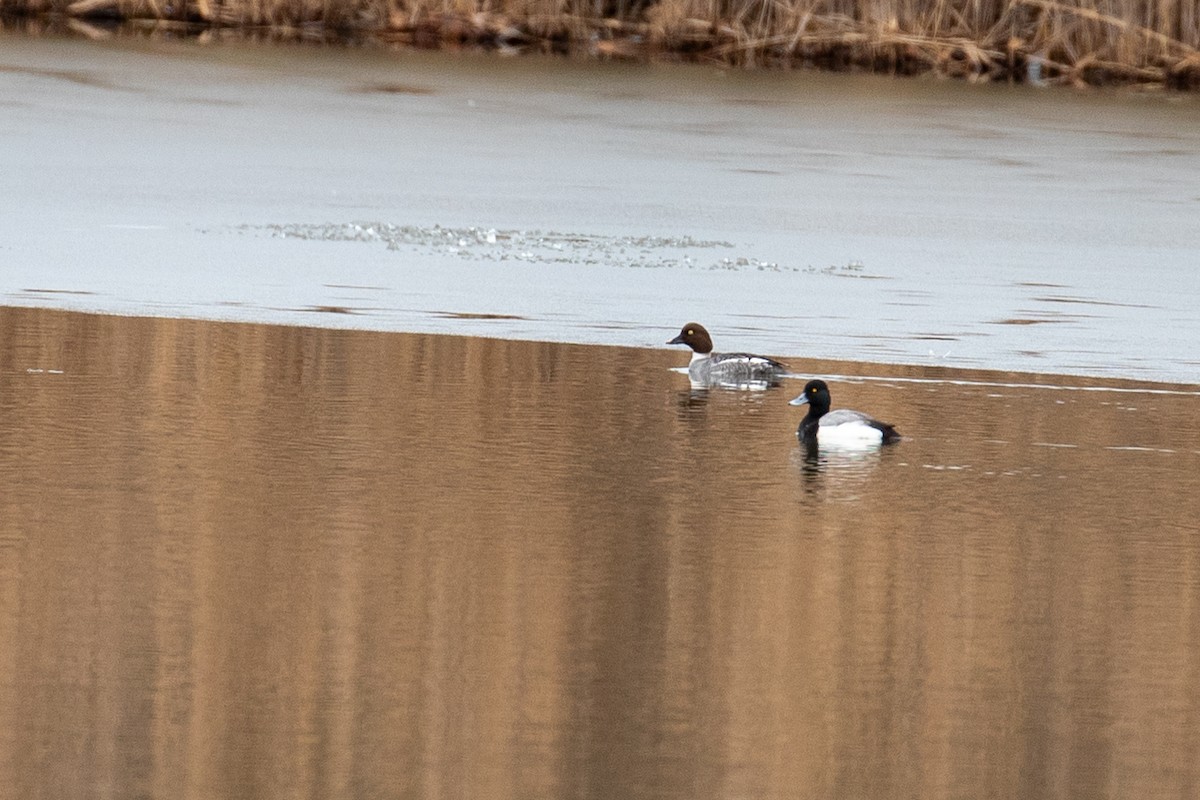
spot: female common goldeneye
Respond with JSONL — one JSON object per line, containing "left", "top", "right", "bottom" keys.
{"left": 667, "top": 323, "right": 788, "bottom": 387}
{"left": 789, "top": 379, "right": 901, "bottom": 446}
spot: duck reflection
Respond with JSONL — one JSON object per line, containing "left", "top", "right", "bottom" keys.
{"left": 673, "top": 382, "right": 778, "bottom": 419}
{"left": 669, "top": 366, "right": 784, "bottom": 392}
{"left": 791, "top": 442, "right": 893, "bottom": 502}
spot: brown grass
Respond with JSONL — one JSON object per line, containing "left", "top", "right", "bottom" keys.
{"left": 3, "top": 0, "right": 1199, "bottom": 87}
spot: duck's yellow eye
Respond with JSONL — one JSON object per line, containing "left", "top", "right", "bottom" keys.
{"left": 687, "top": 329, "right": 694, "bottom": 335}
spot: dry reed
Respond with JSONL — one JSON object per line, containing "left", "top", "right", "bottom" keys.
{"left": 3, "top": 0, "right": 1199, "bottom": 87}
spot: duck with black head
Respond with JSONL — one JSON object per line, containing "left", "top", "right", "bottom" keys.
{"left": 789, "top": 379, "right": 901, "bottom": 447}
{"left": 667, "top": 322, "right": 788, "bottom": 388}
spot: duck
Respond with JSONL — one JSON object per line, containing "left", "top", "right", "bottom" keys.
{"left": 667, "top": 322, "right": 788, "bottom": 387}
{"left": 789, "top": 379, "right": 901, "bottom": 446}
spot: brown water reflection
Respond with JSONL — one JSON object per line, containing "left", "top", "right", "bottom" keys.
{"left": 1, "top": 306, "right": 1198, "bottom": 800}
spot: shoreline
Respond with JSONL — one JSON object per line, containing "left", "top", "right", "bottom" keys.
{"left": 3, "top": 0, "right": 1200, "bottom": 90}
{"left": 6, "top": 302, "right": 1199, "bottom": 393}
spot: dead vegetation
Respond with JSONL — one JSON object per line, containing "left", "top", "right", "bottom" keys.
{"left": 3, "top": 0, "right": 1199, "bottom": 87}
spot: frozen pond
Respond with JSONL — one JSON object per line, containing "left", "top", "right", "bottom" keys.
{"left": 2, "top": 33, "right": 1199, "bottom": 383}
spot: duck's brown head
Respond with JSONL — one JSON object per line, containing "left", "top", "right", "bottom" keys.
{"left": 667, "top": 323, "right": 714, "bottom": 354}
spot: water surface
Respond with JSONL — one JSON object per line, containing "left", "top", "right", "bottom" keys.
{"left": 2, "top": 306, "right": 1198, "bottom": 799}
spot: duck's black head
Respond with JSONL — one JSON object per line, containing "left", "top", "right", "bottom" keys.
{"left": 789, "top": 379, "right": 831, "bottom": 444}
{"left": 788, "top": 379, "right": 832, "bottom": 415}
{"left": 667, "top": 323, "right": 714, "bottom": 354}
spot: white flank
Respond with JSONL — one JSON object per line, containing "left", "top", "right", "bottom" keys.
{"left": 817, "top": 421, "right": 886, "bottom": 448}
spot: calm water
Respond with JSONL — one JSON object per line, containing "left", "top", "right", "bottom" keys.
{"left": 2, "top": 306, "right": 1198, "bottom": 799}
